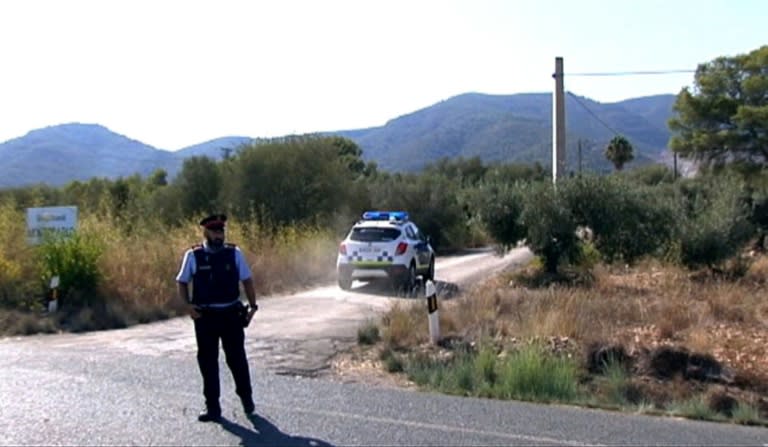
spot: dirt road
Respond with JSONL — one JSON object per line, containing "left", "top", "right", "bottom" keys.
{"left": 5, "top": 248, "right": 533, "bottom": 376}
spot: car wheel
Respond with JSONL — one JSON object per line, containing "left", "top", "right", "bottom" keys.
{"left": 338, "top": 274, "right": 352, "bottom": 291}
{"left": 426, "top": 257, "right": 435, "bottom": 281}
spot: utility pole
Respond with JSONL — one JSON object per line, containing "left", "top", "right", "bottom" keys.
{"left": 553, "top": 57, "right": 566, "bottom": 184}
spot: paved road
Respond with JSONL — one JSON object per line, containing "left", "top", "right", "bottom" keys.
{"left": 1, "top": 340, "right": 766, "bottom": 446}
{"left": 1, "top": 248, "right": 766, "bottom": 445}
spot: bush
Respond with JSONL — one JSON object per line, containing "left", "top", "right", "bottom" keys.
{"left": 520, "top": 181, "right": 579, "bottom": 273}
{"left": 624, "top": 164, "right": 675, "bottom": 186}
{"left": 561, "top": 175, "right": 677, "bottom": 264}
{"left": 403, "top": 342, "right": 580, "bottom": 402}
{"left": 37, "top": 231, "right": 104, "bottom": 308}
{"left": 671, "top": 176, "right": 755, "bottom": 269}
{"left": 498, "top": 343, "right": 580, "bottom": 402}
{"left": 469, "top": 180, "right": 527, "bottom": 251}
{"left": 666, "top": 396, "right": 720, "bottom": 421}
{"left": 379, "top": 347, "right": 405, "bottom": 373}
{"left": 576, "top": 241, "right": 602, "bottom": 270}
{"left": 0, "top": 255, "right": 23, "bottom": 305}
{"left": 357, "top": 321, "right": 381, "bottom": 345}
{"left": 731, "top": 402, "right": 764, "bottom": 425}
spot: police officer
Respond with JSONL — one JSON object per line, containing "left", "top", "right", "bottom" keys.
{"left": 175, "top": 214, "right": 258, "bottom": 422}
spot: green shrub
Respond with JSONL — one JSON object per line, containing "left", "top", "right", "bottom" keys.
{"left": 520, "top": 182, "right": 579, "bottom": 273}
{"left": 561, "top": 175, "right": 676, "bottom": 264}
{"left": 404, "top": 342, "right": 580, "bottom": 403}
{"left": 731, "top": 402, "right": 764, "bottom": 425}
{"left": 600, "top": 355, "right": 632, "bottom": 406}
{"left": 474, "top": 345, "right": 499, "bottom": 385}
{"left": 666, "top": 396, "right": 720, "bottom": 421}
{"left": 470, "top": 180, "right": 527, "bottom": 251}
{"left": 379, "top": 348, "right": 405, "bottom": 373}
{"left": 576, "top": 241, "right": 601, "bottom": 270}
{"left": 357, "top": 321, "right": 381, "bottom": 345}
{"left": 671, "top": 176, "right": 755, "bottom": 269}
{"left": 37, "top": 231, "right": 104, "bottom": 308}
{"left": 403, "top": 352, "right": 441, "bottom": 386}
{"left": 624, "top": 164, "right": 675, "bottom": 186}
{"left": 498, "top": 343, "right": 580, "bottom": 402}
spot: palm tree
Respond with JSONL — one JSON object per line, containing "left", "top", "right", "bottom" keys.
{"left": 604, "top": 135, "right": 635, "bottom": 171}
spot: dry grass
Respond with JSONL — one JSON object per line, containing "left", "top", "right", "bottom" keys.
{"left": 0, "top": 208, "right": 340, "bottom": 335}
{"left": 377, "top": 254, "right": 768, "bottom": 422}
{"left": 227, "top": 222, "right": 338, "bottom": 295}
{"left": 381, "top": 302, "right": 430, "bottom": 349}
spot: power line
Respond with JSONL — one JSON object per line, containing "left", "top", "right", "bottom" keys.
{"left": 566, "top": 91, "right": 621, "bottom": 136}
{"left": 555, "top": 67, "right": 694, "bottom": 154}
{"left": 567, "top": 69, "right": 695, "bottom": 77}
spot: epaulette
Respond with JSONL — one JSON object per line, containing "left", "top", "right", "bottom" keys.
{"left": 191, "top": 243, "right": 204, "bottom": 251}
{"left": 225, "top": 242, "right": 237, "bottom": 248}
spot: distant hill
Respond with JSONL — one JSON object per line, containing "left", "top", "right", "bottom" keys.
{"left": 0, "top": 92, "right": 677, "bottom": 188}
{"left": 175, "top": 136, "right": 256, "bottom": 159}
{"left": 0, "top": 124, "right": 178, "bottom": 188}
{"left": 0, "top": 126, "right": 256, "bottom": 188}
{"left": 334, "top": 92, "right": 677, "bottom": 172}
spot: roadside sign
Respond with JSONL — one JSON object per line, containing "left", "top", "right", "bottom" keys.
{"left": 26, "top": 206, "right": 78, "bottom": 245}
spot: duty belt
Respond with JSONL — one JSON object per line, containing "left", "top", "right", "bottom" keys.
{"left": 196, "top": 299, "right": 241, "bottom": 310}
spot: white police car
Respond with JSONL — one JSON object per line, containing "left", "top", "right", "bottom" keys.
{"left": 337, "top": 211, "right": 435, "bottom": 291}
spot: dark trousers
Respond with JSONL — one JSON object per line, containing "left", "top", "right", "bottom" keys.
{"left": 193, "top": 307, "right": 253, "bottom": 411}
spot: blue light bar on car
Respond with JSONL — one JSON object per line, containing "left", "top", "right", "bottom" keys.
{"left": 362, "top": 211, "right": 409, "bottom": 221}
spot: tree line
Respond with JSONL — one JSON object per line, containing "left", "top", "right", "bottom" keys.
{"left": 0, "top": 45, "right": 765, "bottom": 273}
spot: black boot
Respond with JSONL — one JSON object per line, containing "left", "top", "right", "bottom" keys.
{"left": 198, "top": 407, "right": 221, "bottom": 422}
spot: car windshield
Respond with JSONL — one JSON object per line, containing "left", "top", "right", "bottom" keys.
{"left": 350, "top": 227, "right": 401, "bottom": 242}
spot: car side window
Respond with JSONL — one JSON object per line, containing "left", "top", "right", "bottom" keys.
{"left": 411, "top": 224, "right": 425, "bottom": 241}
{"left": 405, "top": 225, "right": 417, "bottom": 240}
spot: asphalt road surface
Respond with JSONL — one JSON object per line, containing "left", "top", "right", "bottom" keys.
{"left": 1, "top": 248, "right": 766, "bottom": 446}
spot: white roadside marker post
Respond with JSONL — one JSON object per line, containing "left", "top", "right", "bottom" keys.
{"left": 48, "top": 276, "right": 60, "bottom": 313}
{"left": 425, "top": 279, "right": 440, "bottom": 345}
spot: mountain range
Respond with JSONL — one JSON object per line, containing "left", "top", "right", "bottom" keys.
{"left": 0, "top": 92, "right": 677, "bottom": 188}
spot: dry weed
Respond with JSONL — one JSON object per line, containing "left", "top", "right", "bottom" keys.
{"left": 381, "top": 302, "right": 427, "bottom": 349}
{"left": 401, "top": 255, "right": 768, "bottom": 415}
{"left": 744, "top": 255, "right": 768, "bottom": 283}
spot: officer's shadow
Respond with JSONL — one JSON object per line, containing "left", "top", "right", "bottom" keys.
{"left": 219, "top": 413, "right": 335, "bottom": 447}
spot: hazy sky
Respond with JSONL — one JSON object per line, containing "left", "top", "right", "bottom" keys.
{"left": 0, "top": 0, "right": 765, "bottom": 150}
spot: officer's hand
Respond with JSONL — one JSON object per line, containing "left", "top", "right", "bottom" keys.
{"left": 242, "top": 305, "right": 257, "bottom": 328}
{"left": 188, "top": 304, "right": 201, "bottom": 320}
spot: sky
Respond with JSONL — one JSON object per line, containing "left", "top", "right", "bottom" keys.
{"left": 0, "top": 0, "right": 765, "bottom": 150}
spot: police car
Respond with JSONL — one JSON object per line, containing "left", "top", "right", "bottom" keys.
{"left": 337, "top": 211, "right": 435, "bottom": 291}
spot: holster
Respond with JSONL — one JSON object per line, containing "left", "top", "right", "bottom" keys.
{"left": 238, "top": 302, "right": 255, "bottom": 327}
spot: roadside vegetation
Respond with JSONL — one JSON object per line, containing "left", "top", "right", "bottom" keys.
{"left": 2, "top": 45, "right": 767, "bottom": 427}
{"left": 0, "top": 136, "right": 502, "bottom": 335}
{"left": 346, "top": 45, "right": 768, "bottom": 426}
{"left": 355, "top": 254, "right": 768, "bottom": 426}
